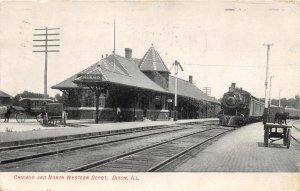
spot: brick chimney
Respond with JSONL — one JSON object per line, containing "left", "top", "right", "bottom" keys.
{"left": 231, "top": 83, "right": 236, "bottom": 88}
{"left": 125, "top": 48, "right": 132, "bottom": 59}
{"left": 189, "top": 75, "right": 193, "bottom": 83}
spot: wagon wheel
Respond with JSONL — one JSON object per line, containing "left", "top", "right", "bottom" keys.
{"left": 36, "top": 114, "right": 43, "bottom": 125}
{"left": 16, "top": 112, "right": 27, "bottom": 123}
{"left": 264, "top": 126, "right": 269, "bottom": 147}
{"left": 283, "top": 128, "right": 287, "bottom": 146}
{"left": 62, "top": 111, "right": 67, "bottom": 127}
{"left": 286, "top": 129, "right": 291, "bottom": 149}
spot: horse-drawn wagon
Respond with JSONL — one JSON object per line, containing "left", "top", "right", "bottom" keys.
{"left": 37, "top": 103, "right": 67, "bottom": 126}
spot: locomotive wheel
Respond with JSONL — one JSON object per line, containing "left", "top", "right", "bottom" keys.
{"left": 264, "top": 127, "right": 269, "bottom": 147}
{"left": 286, "top": 129, "right": 291, "bottom": 149}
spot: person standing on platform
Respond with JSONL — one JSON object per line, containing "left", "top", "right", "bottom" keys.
{"left": 4, "top": 106, "right": 11, "bottom": 122}
{"left": 41, "top": 102, "right": 47, "bottom": 125}
{"left": 117, "top": 107, "right": 121, "bottom": 122}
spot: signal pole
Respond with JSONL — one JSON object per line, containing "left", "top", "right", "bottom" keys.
{"left": 169, "top": 60, "right": 183, "bottom": 121}
{"left": 33, "top": 27, "right": 60, "bottom": 98}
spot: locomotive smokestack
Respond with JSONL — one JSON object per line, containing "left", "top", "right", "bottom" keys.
{"left": 231, "top": 83, "right": 236, "bottom": 88}
{"left": 125, "top": 48, "right": 132, "bottom": 59}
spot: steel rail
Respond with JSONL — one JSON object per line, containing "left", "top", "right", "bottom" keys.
{"left": 0, "top": 121, "right": 216, "bottom": 151}
{"left": 0, "top": 126, "right": 192, "bottom": 165}
{"left": 147, "top": 129, "right": 231, "bottom": 172}
{"left": 68, "top": 128, "right": 222, "bottom": 172}
{"left": 0, "top": 125, "right": 172, "bottom": 152}
{"left": 289, "top": 120, "right": 300, "bottom": 144}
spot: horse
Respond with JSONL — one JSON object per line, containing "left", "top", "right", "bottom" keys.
{"left": 274, "top": 112, "right": 289, "bottom": 125}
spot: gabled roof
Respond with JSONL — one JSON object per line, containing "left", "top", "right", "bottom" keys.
{"left": 52, "top": 49, "right": 219, "bottom": 104}
{"left": 168, "top": 76, "right": 220, "bottom": 104}
{"left": 52, "top": 54, "right": 168, "bottom": 93}
{"left": 139, "top": 46, "right": 170, "bottom": 73}
{"left": 0, "top": 90, "right": 12, "bottom": 98}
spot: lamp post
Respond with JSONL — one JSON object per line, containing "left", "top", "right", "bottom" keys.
{"left": 269, "top": 75, "right": 274, "bottom": 106}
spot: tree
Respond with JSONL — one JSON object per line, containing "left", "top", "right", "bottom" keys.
{"left": 268, "top": 94, "right": 300, "bottom": 108}
{"left": 55, "top": 93, "right": 68, "bottom": 105}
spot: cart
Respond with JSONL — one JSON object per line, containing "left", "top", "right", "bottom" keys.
{"left": 11, "top": 106, "right": 27, "bottom": 123}
{"left": 37, "top": 103, "right": 67, "bottom": 126}
{"left": 264, "top": 123, "right": 291, "bottom": 149}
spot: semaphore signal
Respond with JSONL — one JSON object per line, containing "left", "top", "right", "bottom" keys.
{"left": 33, "top": 27, "right": 60, "bottom": 98}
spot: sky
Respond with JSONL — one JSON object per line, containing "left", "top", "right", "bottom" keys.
{"left": 0, "top": 1, "right": 299, "bottom": 100}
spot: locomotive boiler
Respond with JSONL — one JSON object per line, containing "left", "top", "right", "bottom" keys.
{"left": 219, "top": 83, "right": 264, "bottom": 127}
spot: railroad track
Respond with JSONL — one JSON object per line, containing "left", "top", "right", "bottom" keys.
{"left": 291, "top": 120, "right": 300, "bottom": 143}
{"left": 0, "top": 125, "right": 188, "bottom": 164}
{"left": 0, "top": 125, "right": 179, "bottom": 151}
{"left": 0, "top": 122, "right": 227, "bottom": 171}
{"left": 69, "top": 128, "right": 231, "bottom": 172}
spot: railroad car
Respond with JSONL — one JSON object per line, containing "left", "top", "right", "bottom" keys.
{"left": 219, "top": 83, "right": 264, "bottom": 127}
{"left": 19, "top": 98, "right": 53, "bottom": 115}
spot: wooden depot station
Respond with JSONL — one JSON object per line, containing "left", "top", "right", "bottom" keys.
{"left": 52, "top": 46, "right": 221, "bottom": 122}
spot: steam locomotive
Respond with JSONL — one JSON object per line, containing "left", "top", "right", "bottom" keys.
{"left": 219, "top": 83, "right": 264, "bottom": 127}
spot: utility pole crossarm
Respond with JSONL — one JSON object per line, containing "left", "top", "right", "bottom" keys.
{"left": 33, "top": 27, "right": 60, "bottom": 98}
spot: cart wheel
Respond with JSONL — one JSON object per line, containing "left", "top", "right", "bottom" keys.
{"left": 62, "top": 111, "right": 67, "bottom": 127}
{"left": 264, "top": 127, "right": 269, "bottom": 147}
{"left": 16, "top": 113, "right": 27, "bottom": 123}
{"left": 36, "top": 114, "right": 43, "bottom": 124}
{"left": 286, "top": 129, "right": 291, "bottom": 149}
{"left": 283, "top": 128, "right": 287, "bottom": 146}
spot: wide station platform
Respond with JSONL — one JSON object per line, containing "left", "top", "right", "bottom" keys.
{"left": 173, "top": 121, "right": 300, "bottom": 172}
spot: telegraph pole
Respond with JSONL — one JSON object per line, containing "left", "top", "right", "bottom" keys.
{"left": 269, "top": 75, "right": 274, "bottom": 106}
{"left": 263, "top": 43, "right": 273, "bottom": 124}
{"left": 113, "top": 18, "right": 116, "bottom": 71}
{"left": 279, "top": 89, "right": 281, "bottom": 107}
{"left": 202, "top": 87, "right": 211, "bottom": 118}
{"left": 263, "top": 43, "right": 273, "bottom": 108}
{"left": 202, "top": 87, "right": 211, "bottom": 96}
{"left": 33, "top": 27, "right": 60, "bottom": 98}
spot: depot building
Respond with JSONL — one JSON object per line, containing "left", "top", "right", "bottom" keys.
{"left": 52, "top": 46, "right": 220, "bottom": 121}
